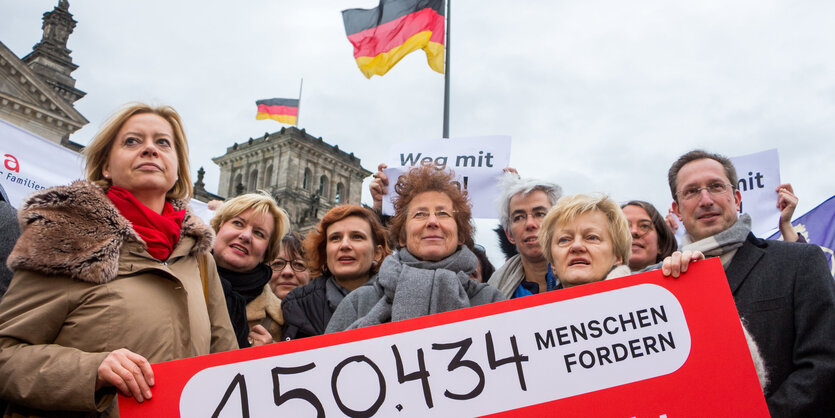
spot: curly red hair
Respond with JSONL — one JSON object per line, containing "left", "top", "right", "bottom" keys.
{"left": 389, "top": 165, "right": 474, "bottom": 250}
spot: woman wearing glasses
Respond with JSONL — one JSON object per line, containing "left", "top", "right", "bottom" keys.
{"left": 620, "top": 200, "right": 678, "bottom": 271}
{"left": 282, "top": 205, "right": 390, "bottom": 339}
{"left": 210, "top": 192, "right": 290, "bottom": 347}
{"left": 268, "top": 232, "right": 311, "bottom": 300}
{"left": 327, "top": 166, "right": 504, "bottom": 333}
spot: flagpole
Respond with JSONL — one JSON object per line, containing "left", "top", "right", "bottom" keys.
{"left": 296, "top": 78, "right": 304, "bottom": 127}
{"left": 442, "top": 0, "right": 451, "bottom": 138}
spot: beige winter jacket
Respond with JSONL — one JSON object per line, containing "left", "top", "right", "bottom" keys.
{"left": 0, "top": 180, "right": 238, "bottom": 417}
{"left": 246, "top": 285, "right": 285, "bottom": 343}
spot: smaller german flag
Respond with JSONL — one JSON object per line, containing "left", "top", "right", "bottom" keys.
{"left": 255, "top": 98, "right": 299, "bottom": 125}
{"left": 343, "top": 0, "right": 445, "bottom": 78}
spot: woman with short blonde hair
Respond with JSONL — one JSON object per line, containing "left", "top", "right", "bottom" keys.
{"left": 210, "top": 192, "right": 290, "bottom": 348}
{"left": 211, "top": 191, "right": 289, "bottom": 264}
{"left": 85, "top": 102, "right": 193, "bottom": 200}
{"left": 538, "top": 193, "right": 632, "bottom": 289}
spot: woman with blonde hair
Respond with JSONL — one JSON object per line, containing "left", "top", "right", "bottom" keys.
{"left": 538, "top": 194, "right": 634, "bottom": 288}
{"left": 0, "top": 103, "right": 237, "bottom": 416}
{"left": 210, "top": 192, "right": 289, "bottom": 347}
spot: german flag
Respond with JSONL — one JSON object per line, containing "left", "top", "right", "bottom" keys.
{"left": 342, "top": 0, "right": 445, "bottom": 78}
{"left": 255, "top": 98, "right": 299, "bottom": 125}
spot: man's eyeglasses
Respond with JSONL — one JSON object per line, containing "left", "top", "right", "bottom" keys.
{"left": 676, "top": 182, "right": 734, "bottom": 201}
{"left": 510, "top": 209, "right": 548, "bottom": 224}
{"left": 628, "top": 220, "right": 654, "bottom": 237}
{"left": 410, "top": 209, "right": 455, "bottom": 221}
{"left": 271, "top": 258, "right": 307, "bottom": 272}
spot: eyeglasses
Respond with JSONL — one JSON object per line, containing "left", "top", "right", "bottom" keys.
{"left": 511, "top": 209, "right": 548, "bottom": 224}
{"left": 410, "top": 209, "right": 455, "bottom": 221}
{"left": 270, "top": 258, "right": 307, "bottom": 272}
{"left": 675, "top": 182, "right": 734, "bottom": 201}
{"left": 628, "top": 220, "right": 655, "bottom": 237}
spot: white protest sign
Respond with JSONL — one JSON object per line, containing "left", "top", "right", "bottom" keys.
{"left": 0, "top": 119, "right": 84, "bottom": 208}
{"left": 730, "top": 149, "right": 781, "bottom": 236}
{"left": 381, "top": 136, "right": 511, "bottom": 219}
{"left": 189, "top": 199, "right": 214, "bottom": 224}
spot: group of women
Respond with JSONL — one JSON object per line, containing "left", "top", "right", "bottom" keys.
{"left": 0, "top": 102, "right": 757, "bottom": 416}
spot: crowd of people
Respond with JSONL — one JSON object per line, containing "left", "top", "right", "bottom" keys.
{"left": 0, "top": 103, "right": 832, "bottom": 417}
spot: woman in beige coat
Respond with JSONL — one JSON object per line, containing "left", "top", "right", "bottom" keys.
{"left": 0, "top": 103, "right": 237, "bottom": 417}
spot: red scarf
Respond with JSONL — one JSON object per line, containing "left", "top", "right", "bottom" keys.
{"left": 107, "top": 186, "right": 185, "bottom": 261}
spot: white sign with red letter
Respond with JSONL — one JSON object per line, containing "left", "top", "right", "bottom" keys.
{"left": 0, "top": 119, "right": 84, "bottom": 207}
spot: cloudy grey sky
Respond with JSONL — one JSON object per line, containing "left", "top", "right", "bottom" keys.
{"left": 2, "top": 0, "right": 834, "bottom": 265}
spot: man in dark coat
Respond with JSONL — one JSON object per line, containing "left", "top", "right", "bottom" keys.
{"left": 668, "top": 150, "right": 835, "bottom": 417}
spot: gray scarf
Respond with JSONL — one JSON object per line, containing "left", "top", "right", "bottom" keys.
{"left": 680, "top": 214, "right": 752, "bottom": 266}
{"left": 487, "top": 254, "right": 525, "bottom": 299}
{"left": 346, "top": 246, "right": 483, "bottom": 329}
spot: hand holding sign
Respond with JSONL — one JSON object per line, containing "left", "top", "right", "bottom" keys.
{"left": 369, "top": 163, "right": 389, "bottom": 213}
{"left": 776, "top": 183, "right": 800, "bottom": 242}
{"left": 661, "top": 250, "right": 705, "bottom": 278}
{"left": 97, "top": 348, "right": 155, "bottom": 403}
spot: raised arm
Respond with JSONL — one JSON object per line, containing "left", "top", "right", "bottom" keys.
{"left": 369, "top": 163, "right": 389, "bottom": 213}
{"left": 776, "top": 183, "right": 800, "bottom": 242}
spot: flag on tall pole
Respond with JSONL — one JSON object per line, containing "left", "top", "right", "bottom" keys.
{"left": 342, "top": 0, "right": 445, "bottom": 78}
{"left": 255, "top": 98, "right": 299, "bottom": 125}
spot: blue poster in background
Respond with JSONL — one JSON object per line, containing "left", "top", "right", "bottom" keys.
{"left": 768, "top": 195, "right": 835, "bottom": 276}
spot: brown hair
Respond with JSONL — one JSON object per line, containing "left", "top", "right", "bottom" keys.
{"left": 389, "top": 165, "right": 474, "bottom": 250}
{"left": 621, "top": 200, "right": 678, "bottom": 263}
{"left": 668, "top": 150, "right": 737, "bottom": 203}
{"left": 279, "top": 231, "right": 305, "bottom": 261}
{"left": 303, "top": 204, "right": 391, "bottom": 277}
{"left": 84, "top": 102, "right": 192, "bottom": 200}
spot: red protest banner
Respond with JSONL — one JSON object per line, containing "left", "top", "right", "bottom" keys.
{"left": 119, "top": 258, "right": 768, "bottom": 417}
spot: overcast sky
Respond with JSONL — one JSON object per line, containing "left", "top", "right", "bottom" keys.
{"left": 2, "top": 0, "right": 834, "bottom": 265}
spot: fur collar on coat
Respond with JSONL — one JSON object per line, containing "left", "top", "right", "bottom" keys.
{"left": 7, "top": 180, "right": 214, "bottom": 284}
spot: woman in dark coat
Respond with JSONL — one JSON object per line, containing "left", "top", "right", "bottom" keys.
{"left": 282, "top": 205, "right": 390, "bottom": 339}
